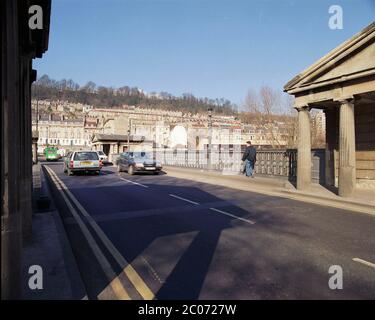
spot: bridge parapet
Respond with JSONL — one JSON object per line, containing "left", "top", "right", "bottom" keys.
{"left": 157, "top": 148, "right": 325, "bottom": 183}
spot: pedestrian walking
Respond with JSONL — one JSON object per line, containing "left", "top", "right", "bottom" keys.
{"left": 242, "top": 141, "right": 256, "bottom": 178}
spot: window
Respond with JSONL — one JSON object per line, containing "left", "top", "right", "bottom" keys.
{"left": 74, "top": 152, "right": 99, "bottom": 161}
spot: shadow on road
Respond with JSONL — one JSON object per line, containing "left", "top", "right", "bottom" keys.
{"left": 45, "top": 165, "right": 375, "bottom": 300}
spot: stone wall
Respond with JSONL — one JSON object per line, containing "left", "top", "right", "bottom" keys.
{"left": 355, "top": 103, "right": 375, "bottom": 187}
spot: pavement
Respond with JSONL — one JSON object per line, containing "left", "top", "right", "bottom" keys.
{"left": 21, "top": 163, "right": 87, "bottom": 299}
{"left": 39, "top": 161, "right": 375, "bottom": 300}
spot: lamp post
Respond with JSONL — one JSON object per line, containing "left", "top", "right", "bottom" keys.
{"left": 207, "top": 107, "right": 213, "bottom": 170}
{"left": 127, "top": 117, "right": 133, "bottom": 151}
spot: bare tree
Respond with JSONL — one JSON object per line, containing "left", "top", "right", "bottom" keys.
{"left": 282, "top": 95, "right": 298, "bottom": 148}
{"left": 259, "top": 86, "right": 280, "bottom": 115}
{"left": 244, "top": 89, "right": 260, "bottom": 114}
{"left": 243, "top": 86, "right": 296, "bottom": 148}
{"left": 259, "top": 86, "right": 284, "bottom": 147}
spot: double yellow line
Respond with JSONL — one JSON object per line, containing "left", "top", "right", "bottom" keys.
{"left": 44, "top": 166, "right": 154, "bottom": 300}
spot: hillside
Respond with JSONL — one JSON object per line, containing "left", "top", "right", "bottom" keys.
{"left": 32, "top": 75, "right": 237, "bottom": 116}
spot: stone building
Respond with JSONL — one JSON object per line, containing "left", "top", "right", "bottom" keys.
{"left": 313, "top": 111, "right": 326, "bottom": 141}
{"left": 31, "top": 101, "right": 296, "bottom": 161}
{"left": 91, "top": 134, "right": 153, "bottom": 162}
{"left": 32, "top": 113, "right": 92, "bottom": 154}
{"left": 285, "top": 22, "right": 375, "bottom": 196}
{"left": 87, "top": 107, "right": 245, "bottom": 151}
{"left": 1, "top": 0, "right": 51, "bottom": 299}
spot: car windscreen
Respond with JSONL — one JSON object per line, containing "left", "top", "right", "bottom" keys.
{"left": 74, "top": 152, "right": 99, "bottom": 161}
{"left": 129, "top": 152, "right": 153, "bottom": 160}
{"left": 98, "top": 151, "right": 105, "bottom": 155}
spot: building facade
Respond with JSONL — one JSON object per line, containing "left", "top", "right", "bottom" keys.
{"left": 1, "top": 0, "right": 51, "bottom": 299}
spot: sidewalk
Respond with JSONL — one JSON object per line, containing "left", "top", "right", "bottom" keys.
{"left": 163, "top": 166, "right": 375, "bottom": 215}
{"left": 21, "top": 163, "right": 87, "bottom": 299}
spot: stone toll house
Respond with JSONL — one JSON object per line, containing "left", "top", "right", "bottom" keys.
{"left": 285, "top": 22, "right": 375, "bottom": 197}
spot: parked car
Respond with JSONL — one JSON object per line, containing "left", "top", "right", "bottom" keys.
{"left": 96, "top": 150, "right": 109, "bottom": 163}
{"left": 63, "top": 151, "right": 103, "bottom": 175}
{"left": 116, "top": 151, "right": 162, "bottom": 175}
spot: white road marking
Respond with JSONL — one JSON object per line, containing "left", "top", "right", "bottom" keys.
{"left": 352, "top": 258, "right": 375, "bottom": 269}
{"left": 169, "top": 194, "right": 200, "bottom": 205}
{"left": 120, "top": 177, "right": 149, "bottom": 188}
{"left": 209, "top": 207, "right": 256, "bottom": 225}
{"left": 45, "top": 166, "right": 154, "bottom": 300}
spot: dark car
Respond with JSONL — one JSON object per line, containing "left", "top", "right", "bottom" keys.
{"left": 116, "top": 151, "right": 162, "bottom": 175}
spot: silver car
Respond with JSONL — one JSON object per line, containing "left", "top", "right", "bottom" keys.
{"left": 64, "top": 151, "right": 103, "bottom": 175}
{"left": 96, "top": 150, "right": 108, "bottom": 163}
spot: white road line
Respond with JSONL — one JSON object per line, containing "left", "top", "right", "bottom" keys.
{"left": 209, "top": 207, "right": 256, "bottom": 225}
{"left": 352, "top": 258, "right": 375, "bottom": 269}
{"left": 120, "top": 177, "right": 149, "bottom": 188}
{"left": 46, "top": 166, "right": 154, "bottom": 300}
{"left": 169, "top": 194, "right": 200, "bottom": 205}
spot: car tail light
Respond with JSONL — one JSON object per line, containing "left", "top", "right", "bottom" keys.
{"left": 69, "top": 160, "right": 74, "bottom": 168}
{"left": 99, "top": 160, "right": 103, "bottom": 167}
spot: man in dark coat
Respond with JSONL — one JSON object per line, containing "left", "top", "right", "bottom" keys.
{"left": 242, "top": 141, "right": 256, "bottom": 178}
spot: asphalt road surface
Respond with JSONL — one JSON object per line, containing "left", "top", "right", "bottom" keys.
{"left": 44, "top": 161, "right": 375, "bottom": 300}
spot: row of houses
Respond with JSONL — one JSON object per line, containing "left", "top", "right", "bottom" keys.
{"left": 32, "top": 104, "right": 324, "bottom": 156}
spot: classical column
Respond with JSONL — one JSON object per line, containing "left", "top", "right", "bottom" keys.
{"left": 296, "top": 106, "right": 312, "bottom": 190}
{"left": 338, "top": 99, "right": 356, "bottom": 197}
{"left": 109, "top": 143, "right": 115, "bottom": 163}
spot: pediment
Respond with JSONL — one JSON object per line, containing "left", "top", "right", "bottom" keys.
{"left": 285, "top": 22, "right": 375, "bottom": 93}
{"left": 313, "top": 41, "right": 375, "bottom": 83}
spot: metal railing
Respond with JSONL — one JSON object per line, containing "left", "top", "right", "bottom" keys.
{"left": 156, "top": 149, "right": 298, "bottom": 179}
{"left": 110, "top": 148, "right": 325, "bottom": 181}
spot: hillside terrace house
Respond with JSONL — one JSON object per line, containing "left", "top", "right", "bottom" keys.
{"left": 285, "top": 22, "right": 375, "bottom": 197}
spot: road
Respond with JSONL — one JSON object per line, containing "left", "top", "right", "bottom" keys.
{"left": 44, "top": 161, "right": 375, "bottom": 300}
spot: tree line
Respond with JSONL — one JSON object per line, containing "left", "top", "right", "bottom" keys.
{"left": 32, "top": 75, "right": 237, "bottom": 115}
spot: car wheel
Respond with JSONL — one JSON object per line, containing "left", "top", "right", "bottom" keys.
{"left": 95, "top": 171, "right": 100, "bottom": 175}
{"left": 128, "top": 166, "right": 134, "bottom": 175}
{"left": 153, "top": 171, "right": 159, "bottom": 175}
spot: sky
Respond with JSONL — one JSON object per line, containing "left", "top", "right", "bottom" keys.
{"left": 34, "top": 0, "right": 375, "bottom": 105}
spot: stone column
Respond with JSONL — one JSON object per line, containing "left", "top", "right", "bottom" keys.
{"left": 296, "top": 106, "right": 312, "bottom": 190}
{"left": 338, "top": 99, "right": 356, "bottom": 197}
{"left": 109, "top": 143, "right": 115, "bottom": 163}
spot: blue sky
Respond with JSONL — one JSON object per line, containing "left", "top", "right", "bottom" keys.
{"left": 34, "top": 0, "right": 375, "bottom": 105}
